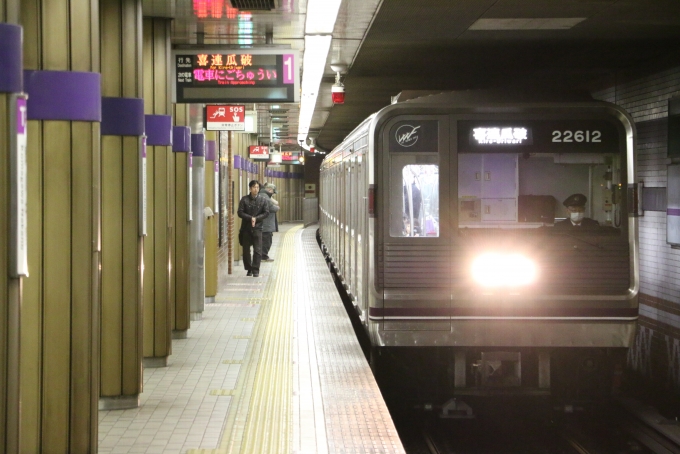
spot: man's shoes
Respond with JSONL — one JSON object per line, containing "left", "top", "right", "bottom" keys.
{"left": 246, "top": 270, "right": 252, "bottom": 276}
{"left": 262, "top": 256, "right": 269, "bottom": 260}
{"left": 263, "top": 258, "right": 274, "bottom": 262}
{"left": 252, "top": 272, "right": 259, "bottom": 277}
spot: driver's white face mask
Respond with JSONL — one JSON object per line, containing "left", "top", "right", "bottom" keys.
{"left": 570, "top": 212, "right": 585, "bottom": 223}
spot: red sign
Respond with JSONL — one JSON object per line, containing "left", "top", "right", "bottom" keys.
{"left": 206, "top": 105, "right": 245, "bottom": 131}
{"left": 249, "top": 145, "right": 270, "bottom": 160}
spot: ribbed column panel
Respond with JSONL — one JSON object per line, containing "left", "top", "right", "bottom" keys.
{"left": 98, "top": 0, "right": 144, "bottom": 409}
{"left": 19, "top": 0, "right": 101, "bottom": 450}
{"left": 142, "top": 17, "right": 173, "bottom": 364}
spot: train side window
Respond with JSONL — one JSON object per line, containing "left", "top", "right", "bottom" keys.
{"left": 390, "top": 163, "right": 440, "bottom": 237}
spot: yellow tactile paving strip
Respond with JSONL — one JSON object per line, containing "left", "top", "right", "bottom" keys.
{"left": 219, "top": 224, "right": 301, "bottom": 454}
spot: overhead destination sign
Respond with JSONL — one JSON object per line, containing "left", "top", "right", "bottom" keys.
{"left": 173, "top": 49, "right": 299, "bottom": 103}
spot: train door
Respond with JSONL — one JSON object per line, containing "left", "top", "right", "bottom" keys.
{"left": 347, "top": 153, "right": 357, "bottom": 306}
{"left": 381, "top": 115, "right": 451, "bottom": 331}
{"left": 342, "top": 154, "right": 352, "bottom": 288}
{"left": 356, "top": 145, "right": 366, "bottom": 320}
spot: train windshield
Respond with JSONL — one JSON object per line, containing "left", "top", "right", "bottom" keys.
{"left": 458, "top": 152, "right": 624, "bottom": 233}
{"left": 390, "top": 164, "right": 440, "bottom": 237}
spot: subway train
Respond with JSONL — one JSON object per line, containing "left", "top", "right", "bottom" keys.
{"left": 318, "top": 91, "right": 639, "bottom": 405}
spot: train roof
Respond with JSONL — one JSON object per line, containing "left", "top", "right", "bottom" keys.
{"left": 392, "top": 89, "right": 596, "bottom": 105}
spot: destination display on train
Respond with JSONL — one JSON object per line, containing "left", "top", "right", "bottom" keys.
{"left": 173, "top": 50, "right": 299, "bottom": 103}
{"left": 458, "top": 120, "right": 620, "bottom": 153}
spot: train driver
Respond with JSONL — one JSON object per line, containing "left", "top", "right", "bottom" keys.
{"left": 554, "top": 193, "right": 600, "bottom": 228}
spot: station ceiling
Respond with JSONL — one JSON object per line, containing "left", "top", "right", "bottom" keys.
{"left": 145, "top": 0, "right": 680, "bottom": 153}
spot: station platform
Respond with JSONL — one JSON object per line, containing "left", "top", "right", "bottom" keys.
{"left": 98, "top": 224, "right": 405, "bottom": 454}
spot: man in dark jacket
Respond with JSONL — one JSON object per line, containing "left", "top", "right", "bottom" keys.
{"left": 554, "top": 193, "right": 599, "bottom": 229}
{"left": 259, "top": 183, "right": 280, "bottom": 261}
{"left": 238, "top": 180, "right": 269, "bottom": 277}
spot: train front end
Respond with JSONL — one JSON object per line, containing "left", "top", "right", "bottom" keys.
{"left": 370, "top": 98, "right": 638, "bottom": 399}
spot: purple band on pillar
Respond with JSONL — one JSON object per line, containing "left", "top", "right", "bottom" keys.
{"left": 191, "top": 134, "right": 205, "bottom": 157}
{"left": 205, "top": 140, "right": 216, "bottom": 161}
{"left": 145, "top": 115, "right": 173, "bottom": 146}
{"left": 101, "top": 97, "right": 144, "bottom": 136}
{"left": 173, "top": 126, "right": 191, "bottom": 152}
{"left": 234, "top": 155, "right": 241, "bottom": 169}
{"left": 668, "top": 209, "right": 680, "bottom": 216}
{"left": 24, "top": 70, "right": 101, "bottom": 121}
{"left": 0, "top": 24, "right": 23, "bottom": 93}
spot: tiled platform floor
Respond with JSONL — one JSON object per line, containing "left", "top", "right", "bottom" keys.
{"left": 98, "top": 224, "right": 404, "bottom": 454}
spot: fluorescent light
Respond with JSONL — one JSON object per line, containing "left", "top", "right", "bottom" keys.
{"left": 305, "top": 0, "right": 342, "bottom": 34}
{"left": 298, "top": 0, "right": 342, "bottom": 148}
{"left": 298, "top": 34, "right": 332, "bottom": 147}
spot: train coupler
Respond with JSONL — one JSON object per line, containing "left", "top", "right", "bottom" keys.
{"left": 439, "top": 398, "right": 475, "bottom": 419}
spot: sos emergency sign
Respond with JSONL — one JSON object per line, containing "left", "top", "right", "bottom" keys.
{"left": 206, "top": 105, "right": 245, "bottom": 131}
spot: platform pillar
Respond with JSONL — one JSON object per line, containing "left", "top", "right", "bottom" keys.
{"left": 98, "top": 0, "right": 145, "bottom": 411}
{"left": 0, "top": 22, "right": 24, "bottom": 454}
{"left": 190, "top": 133, "right": 206, "bottom": 320}
{"left": 205, "top": 138, "right": 218, "bottom": 301}
{"left": 20, "top": 0, "right": 102, "bottom": 448}
{"left": 142, "top": 18, "right": 173, "bottom": 368}
{"left": 172, "top": 123, "right": 191, "bottom": 338}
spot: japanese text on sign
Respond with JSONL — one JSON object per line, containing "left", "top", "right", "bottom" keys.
{"left": 473, "top": 127, "right": 529, "bottom": 145}
{"left": 177, "top": 54, "right": 278, "bottom": 87}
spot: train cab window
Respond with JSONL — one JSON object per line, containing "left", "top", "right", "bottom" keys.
{"left": 458, "top": 152, "right": 624, "bottom": 234}
{"left": 390, "top": 164, "right": 440, "bottom": 237}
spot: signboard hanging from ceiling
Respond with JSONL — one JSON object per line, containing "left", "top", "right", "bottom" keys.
{"left": 249, "top": 145, "right": 270, "bottom": 160}
{"left": 205, "top": 105, "right": 245, "bottom": 131}
{"left": 173, "top": 49, "right": 299, "bottom": 103}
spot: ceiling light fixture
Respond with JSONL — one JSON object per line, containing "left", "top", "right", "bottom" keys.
{"left": 297, "top": 0, "right": 342, "bottom": 149}
{"left": 298, "top": 34, "right": 332, "bottom": 147}
{"left": 305, "top": 0, "right": 342, "bottom": 34}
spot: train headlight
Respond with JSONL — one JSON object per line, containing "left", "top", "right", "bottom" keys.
{"left": 471, "top": 253, "right": 537, "bottom": 287}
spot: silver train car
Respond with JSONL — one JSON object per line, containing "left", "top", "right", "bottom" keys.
{"left": 318, "top": 91, "right": 639, "bottom": 401}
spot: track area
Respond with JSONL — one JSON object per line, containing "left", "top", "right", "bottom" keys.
{"left": 390, "top": 400, "right": 680, "bottom": 454}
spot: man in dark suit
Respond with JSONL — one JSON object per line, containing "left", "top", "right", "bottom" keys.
{"left": 554, "top": 193, "right": 599, "bottom": 228}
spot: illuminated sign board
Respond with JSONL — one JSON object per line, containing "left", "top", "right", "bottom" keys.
{"left": 281, "top": 151, "right": 299, "bottom": 162}
{"left": 471, "top": 127, "right": 533, "bottom": 145}
{"left": 458, "top": 120, "right": 620, "bottom": 153}
{"left": 249, "top": 145, "right": 270, "bottom": 160}
{"left": 268, "top": 152, "right": 301, "bottom": 165}
{"left": 173, "top": 49, "right": 299, "bottom": 103}
{"left": 205, "top": 105, "right": 245, "bottom": 131}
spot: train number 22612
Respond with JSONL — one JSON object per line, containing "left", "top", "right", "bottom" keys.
{"left": 552, "top": 130, "right": 601, "bottom": 143}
